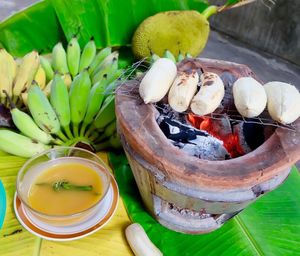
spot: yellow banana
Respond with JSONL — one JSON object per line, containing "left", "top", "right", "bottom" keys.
{"left": 0, "top": 49, "right": 17, "bottom": 102}
{"left": 13, "top": 51, "right": 39, "bottom": 98}
{"left": 34, "top": 65, "right": 46, "bottom": 89}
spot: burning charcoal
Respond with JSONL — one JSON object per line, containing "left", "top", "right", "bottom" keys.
{"left": 179, "top": 135, "right": 230, "bottom": 161}
{"left": 156, "top": 103, "right": 186, "bottom": 123}
{"left": 0, "top": 104, "right": 14, "bottom": 128}
{"left": 159, "top": 117, "right": 208, "bottom": 143}
{"left": 233, "top": 122, "right": 265, "bottom": 154}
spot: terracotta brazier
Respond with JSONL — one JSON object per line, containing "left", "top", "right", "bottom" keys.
{"left": 115, "top": 58, "right": 300, "bottom": 234}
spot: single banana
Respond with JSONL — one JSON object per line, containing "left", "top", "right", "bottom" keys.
{"left": 34, "top": 65, "right": 46, "bottom": 89}
{"left": 52, "top": 42, "right": 69, "bottom": 74}
{"left": 125, "top": 223, "right": 162, "bottom": 256}
{"left": 69, "top": 70, "right": 91, "bottom": 136}
{"left": 91, "top": 51, "right": 118, "bottom": 77}
{"left": 0, "top": 49, "right": 16, "bottom": 101}
{"left": 50, "top": 74, "right": 72, "bottom": 138}
{"left": 163, "top": 50, "right": 176, "bottom": 63}
{"left": 40, "top": 56, "right": 54, "bottom": 81}
{"left": 190, "top": 72, "right": 225, "bottom": 116}
{"left": 233, "top": 77, "right": 267, "bottom": 118}
{"left": 177, "top": 52, "right": 185, "bottom": 62}
{"left": 13, "top": 51, "right": 39, "bottom": 97}
{"left": 67, "top": 37, "right": 81, "bottom": 78}
{"left": 88, "top": 47, "right": 112, "bottom": 75}
{"left": 139, "top": 58, "right": 177, "bottom": 104}
{"left": 80, "top": 78, "right": 108, "bottom": 136}
{"left": 168, "top": 70, "right": 199, "bottom": 112}
{"left": 264, "top": 81, "right": 300, "bottom": 124}
{"left": 92, "top": 55, "right": 118, "bottom": 84}
{"left": 79, "top": 39, "right": 96, "bottom": 72}
{"left": 0, "top": 129, "right": 50, "bottom": 158}
{"left": 93, "top": 94, "right": 115, "bottom": 129}
{"left": 11, "top": 107, "right": 53, "bottom": 144}
{"left": 27, "top": 85, "right": 61, "bottom": 135}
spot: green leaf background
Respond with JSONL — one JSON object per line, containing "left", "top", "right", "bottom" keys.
{"left": 1, "top": 0, "right": 299, "bottom": 255}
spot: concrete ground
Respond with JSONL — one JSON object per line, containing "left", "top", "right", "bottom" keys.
{"left": 1, "top": 1, "right": 299, "bottom": 168}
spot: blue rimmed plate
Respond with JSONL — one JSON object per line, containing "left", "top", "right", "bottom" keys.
{"left": 0, "top": 180, "right": 6, "bottom": 229}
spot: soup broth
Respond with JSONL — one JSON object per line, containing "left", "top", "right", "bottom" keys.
{"left": 28, "top": 160, "right": 104, "bottom": 215}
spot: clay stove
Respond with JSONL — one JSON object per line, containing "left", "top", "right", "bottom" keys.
{"left": 115, "top": 58, "right": 300, "bottom": 234}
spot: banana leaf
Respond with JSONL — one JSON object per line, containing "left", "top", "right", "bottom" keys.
{"left": 109, "top": 152, "right": 300, "bottom": 256}
{"left": 50, "top": 0, "right": 210, "bottom": 48}
{"left": 0, "top": 1, "right": 65, "bottom": 57}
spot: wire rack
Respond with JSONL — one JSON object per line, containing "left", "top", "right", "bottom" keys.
{"left": 114, "top": 59, "right": 297, "bottom": 132}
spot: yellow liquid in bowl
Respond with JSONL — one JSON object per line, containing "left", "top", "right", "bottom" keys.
{"left": 28, "top": 162, "right": 103, "bottom": 215}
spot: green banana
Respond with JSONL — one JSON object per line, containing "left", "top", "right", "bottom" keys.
{"left": 163, "top": 50, "right": 176, "bottom": 63}
{"left": 52, "top": 42, "right": 69, "bottom": 74}
{"left": 69, "top": 70, "right": 91, "bottom": 136}
{"left": 11, "top": 108, "right": 53, "bottom": 144}
{"left": 92, "top": 54, "right": 118, "bottom": 84}
{"left": 88, "top": 47, "right": 111, "bottom": 75}
{"left": 177, "top": 52, "right": 185, "bottom": 62}
{"left": 0, "top": 49, "right": 16, "bottom": 102}
{"left": 13, "top": 51, "right": 39, "bottom": 98}
{"left": 67, "top": 37, "right": 81, "bottom": 78}
{"left": 27, "top": 84, "right": 61, "bottom": 135}
{"left": 186, "top": 53, "right": 192, "bottom": 58}
{"left": 50, "top": 74, "right": 72, "bottom": 139}
{"left": 79, "top": 39, "right": 96, "bottom": 72}
{"left": 3, "top": 90, "right": 53, "bottom": 144}
{"left": 80, "top": 78, "right": 108, "bottom": 136}
{"left": 40, "top": 56, "right": 54, "bottom": 81}
{"left": 0, "top": 129, "right": 50, "bottom": 158}
{"left": 91, "top": 51, "right": 118, "bottom": 77}
{"left": 93, "top": 94, "right": 115, "bottom": 129}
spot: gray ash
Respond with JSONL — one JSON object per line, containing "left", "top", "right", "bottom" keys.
{"left": 156, "top": 103, "right": 231, "bottom": 161}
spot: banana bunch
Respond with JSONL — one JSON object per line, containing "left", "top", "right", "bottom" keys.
{"left": 0, "top": 38, "right": 123, "bottom": 158}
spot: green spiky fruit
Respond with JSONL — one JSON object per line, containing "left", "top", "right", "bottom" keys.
{"left": 132, "top": 10, "right": 210, "bottom": 59}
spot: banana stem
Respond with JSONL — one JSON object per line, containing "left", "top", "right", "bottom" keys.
{"left": 56, "top": 130, "right": 68, "bottom": 142}
{"left": 79, "top": 123, "right": 88, "bottom": 137}
{"left": 73, "top": 123, "right": 79, "bottom": 137}
{"left": 201, "top": 5, "right": 218, "bottom": 19}
{"left": 63, "top": 125, "right": 74, "bottom": 139}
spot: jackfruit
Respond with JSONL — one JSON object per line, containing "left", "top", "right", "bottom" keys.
{"left": 132, "top": 10, "right": 210, "bottom": 60}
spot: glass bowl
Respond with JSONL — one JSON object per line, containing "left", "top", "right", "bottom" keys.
{"left": 16, "top": 147, "right": 111, "bottom": 226}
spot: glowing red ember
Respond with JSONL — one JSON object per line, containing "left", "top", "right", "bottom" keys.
{"left": 187, "top": 114, "right": 245, "bottom": 158}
